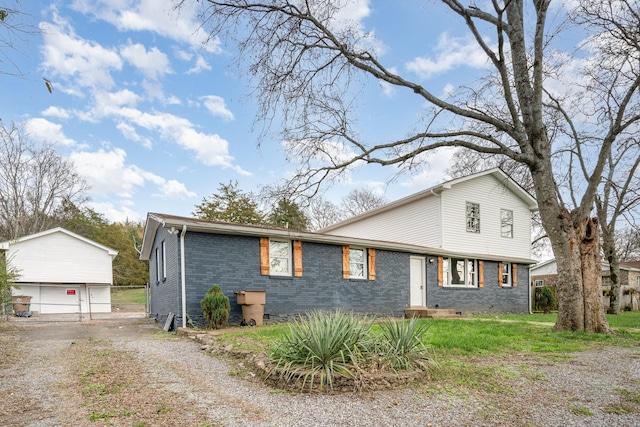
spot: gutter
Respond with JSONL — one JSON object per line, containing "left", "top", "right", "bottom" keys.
{"left": 180, "top": 225, "right": 187, "bottom": 329}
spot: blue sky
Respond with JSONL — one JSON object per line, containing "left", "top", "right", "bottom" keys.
{"left": 2, "top": 1, "right": 533, "bottom": 222}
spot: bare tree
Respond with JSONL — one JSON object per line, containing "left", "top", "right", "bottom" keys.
{"left": 596, "top": 138, "right": 640, "bottom": 313}
{"left": 0, "top": 123, "right": 88, "bottom": 240}
{"left": 305, "top": 196, "right": 343, "bottom": 230}
{"left": 0, "top": 3, "right": 38, "bottom": 77}
{"left": 616, "top": 227, "right": 640, "bottom": 261}
{"left": 341, "top": 188, "right": 386, "bottom": 218}
{"left": 185, "top": 0, "right": 640, "bottom": 332}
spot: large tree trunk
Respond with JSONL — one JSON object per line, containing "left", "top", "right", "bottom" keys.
{"left": 550, "top": 214, "right": 611, "bottom": 333}
{"left": 532, "top": 166, "right": 611, "bottom": 333}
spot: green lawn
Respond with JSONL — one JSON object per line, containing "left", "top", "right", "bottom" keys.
{"left": 204, "top": 313, "right": 640, "bottom": 394}
{"left": 212, "top": 312, "right": 640, "bottom": 356}
{"left": 110, "top": 287, "right": 146, "bottom": 305}
{"left": 478, "top": 311, "right": 640, "bottom": 329}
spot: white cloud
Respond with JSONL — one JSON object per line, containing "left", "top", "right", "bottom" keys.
{"left": 201, "top": 95, "right": 234, "bottom": 121}
{"left": 186, "top": 55, "right": 212, "bottom": 74}
{"left": 70, "top": 0, "right": 222, "bottom": 53}
{"left": 24, "top": 118, "right": 75, "bottom": 146}
{"left": 41, "top": 106, "right": 71, "bottom": 119}
{"left": 120, "top": 42, "right": 172, "bottom": 80}
{"left": 116, "top": 122, "right": 152, "bottom": 148}
{"left": 406, "top": 33, "right": 491, "bottom": 80}
{"left": 70, "top": 147, "right": 196, "bottom": 201}
{"left": 40, "top": 14, "right": 122, "bottom": 90}
{"left": 399, "top": 148, "right": 455, "bottom": 189}
{"left": 70, "top": 148, "right": 145, "bottom": 197}
{"left": 157, "top": 180, "right": 197, "bottom": 199}
{"left": 87, "top": 200, "right": 141, "bottom": 222}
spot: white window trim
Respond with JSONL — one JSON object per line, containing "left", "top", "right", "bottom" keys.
{"left": 269, "top": 239, "right": 292, "bottom": 276}
{"left": 501, "top": 209, "right": 513, "bottom": 238}
{"left": 534, "top": 279, "right": 544, "bottom": 287}
{"left": 502, "top": 262, "right": 512, "bottom": 287}
{"left": 155, "top": 247, "right": 160, "bottom": 283}
{"left": 161, "top": 240, "right": 167, "bottom": 280}
{"left": 349, "top": 247, "right": 367, "bottom": 279}
{"left": 466, "top": 202, "right": 480, "bottom": 233}
{"left": 444, "top": 257, "right": 478, "bottom": 288}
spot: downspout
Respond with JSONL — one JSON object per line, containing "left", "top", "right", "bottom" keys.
{"left": 180, "top": 225, "right": 187, "bottom": 328}
{"left": 528, "top": 267, "right": 533, "bottom": 314}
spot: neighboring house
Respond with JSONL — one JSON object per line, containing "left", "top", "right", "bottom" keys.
{"left": 140, "top": 169, "right": 538, "bottom": 329}
{"left": 531, "top": 259, "right": 640, "bottom": 310}
{"left": 0, "top": 228, "right": 118, "bottom": 315}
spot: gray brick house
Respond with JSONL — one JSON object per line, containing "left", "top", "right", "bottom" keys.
{"left": 140, "top": 168, "right": 535, "bottom": 326}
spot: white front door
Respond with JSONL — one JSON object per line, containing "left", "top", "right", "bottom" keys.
{"left": 410, "top": 256, "right": 426, "bottom": 307}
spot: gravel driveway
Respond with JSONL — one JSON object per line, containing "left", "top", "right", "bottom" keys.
{"left": 1, "top": 317, "right": 639, "bottom": 427}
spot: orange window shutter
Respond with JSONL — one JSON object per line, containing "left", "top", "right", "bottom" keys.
{"left": 512, "top": 264, "right": 518, "bottom": 287}
{"left": 437, "top": 256, "right": 444, "bottom": 286}
{"left": 293, "top": 240, "right": 303, "bottom": 277}
{"left": 368, "top": 248, "right": 376, "bottom": 281}
{"left": 497, "top": 262, "right": 503, "bottom": 287}
{"left": 260, "top": 237, "right": 270, "bottom": 275}
{"left": 342, "top": 246, "right": 350, "bottom": 279}
{"left": 478, "top": 260, "right": 484, "bottom": 288}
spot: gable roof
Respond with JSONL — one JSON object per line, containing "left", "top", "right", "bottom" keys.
{"left": 0, "top": 227, "right": 118, "bottom": 256}
{"left": 140, "top": 212, "right": 537, "bottom": 264}
{"left": 320, "top": 168, "right": 538, "bottom": 233}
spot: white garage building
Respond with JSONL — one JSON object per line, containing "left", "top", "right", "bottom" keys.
{"left": 1, "top": 227, "right": 118, "bottom": 316}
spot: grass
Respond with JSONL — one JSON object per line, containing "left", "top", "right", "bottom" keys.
{"left": 208, "top": 313, "right": 640, "bottom": 394}
{"left": 111, "top": 287, "right": 146, "bottom": 305}
{"left": 478, "top": 311, "right": 640, "bottom": 329}
{"left": 569, "top": 405, "right": 594, "bottom": 416}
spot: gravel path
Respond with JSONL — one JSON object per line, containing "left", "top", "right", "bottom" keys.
{"left": 1, "top": 317, "right": 639, "bottom": 427}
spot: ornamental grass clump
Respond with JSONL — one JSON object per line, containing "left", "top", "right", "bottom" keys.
{"left": 200, "top": 285, "right": 230, "bottom": 329}
{"left": 376, "top": 317, "right": 437, "bottom": 372}
{"left": 269, "top": 310, "right": 373, "bottom": 391}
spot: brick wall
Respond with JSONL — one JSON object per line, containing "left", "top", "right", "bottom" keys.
{"left": 148, "top": 229, "right": 532, "bottom": 326}
{"left": 426, "top": 258, "right": 530, "bottom": 314}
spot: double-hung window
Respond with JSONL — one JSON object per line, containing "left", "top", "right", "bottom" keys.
{"left": 501, "top": 209, "right": 513, "bottom": 238}
{"left": 444, "top": 257, "right": 477, "bottom": 287}
{"left": 349, "top": 247, "right": 367, "bottom": 279}
{"left": 269, "top": 239, "right": 292, "bottom": 276}
{"left": 501, "top": 262, "right": 512, "bottom": 286}
{"left": 466, "top": 202, "right": 480, "bottom": 233}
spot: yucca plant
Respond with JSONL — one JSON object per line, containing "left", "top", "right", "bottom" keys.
{"left": 376, "top": 317, "right": 437, "bottom": 372}
{"left": 269, "top": 310, "right": 373, "bottom": 391}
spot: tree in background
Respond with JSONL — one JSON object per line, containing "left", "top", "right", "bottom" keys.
{"left": 305, "top": 197, "right": 343, "bottom": 231}
{"left": 59, "top": 200, "right": 148, "bottom": 286}
{"left": 596, "top": 138, "right": 640, "bottom": 313}
{"left": 183, "top": 0, "right": 640, "bottom": 332}
{"left": 616, "top": 228, "right": 640, "bottom": 262}
{"left": 267, "top": 198, "right": 308, "bottom": 231}
{"left": 0, "top": 123, "right": 88, "bottom": 240}
{"left": 193, "top": 181, "right": 264, "bottom": 225}
{"left": 341, "top": 189, "right": 386, "bottom": 218}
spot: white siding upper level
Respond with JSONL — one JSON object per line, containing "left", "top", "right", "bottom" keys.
{"left": 325, "top": 194, "right": 442, "bottom": 248}
{"left": 322, "top": 169, "right": 536, "bottom": 261}
{"left": 2, "top": 228, "right": 117, "bottom": 284}
{"left": 440, "top": 173, "right": 532, "bottom": 260}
